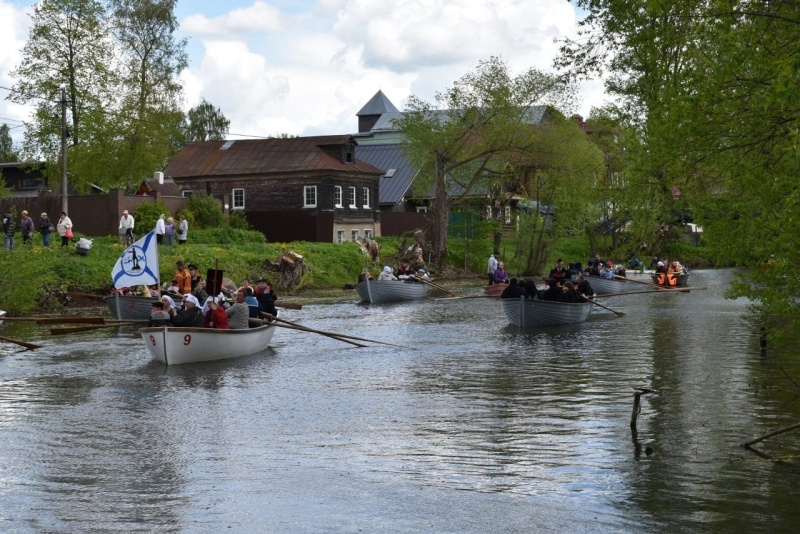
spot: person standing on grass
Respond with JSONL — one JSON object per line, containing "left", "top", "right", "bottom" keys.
{"left": 177, "top": 214, "right": 188, "bottom": 245}
{"left": 39, "top": 212, "right": 53, "bottom": 247}
{"left": 57, "top": 211, "right": 73, "bottom": 247}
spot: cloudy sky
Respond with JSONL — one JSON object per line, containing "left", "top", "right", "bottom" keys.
{"left": 0, "top": 0, "right": 607, "bottom": 146}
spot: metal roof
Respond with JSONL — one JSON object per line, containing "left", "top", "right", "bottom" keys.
{"left": 164, "top": 135, "right": 384, "bottom": 179}
{"left": 355, "top": 144, "right": 416, "bottom": 205}
{"left": 356, "top": 90, "right": 400, "bottom": 116}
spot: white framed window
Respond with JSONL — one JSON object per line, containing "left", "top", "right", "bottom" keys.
{"left": 232, "top": 188, "right": 245, "bottom": 210}
{"left": 364, "top": 229, "right": 373, "bottom": 239}
{"left": 304, "top": 185, "right": 317, "bottom": 208}
{"left": 416, "top": 206, "right": 427, "bottom": 213}
{"left": 349, "top": 186, "right": 357, "bottom": 208}
{"left": 504, "top": 205, "right": 511, "bottom": 224}
{"left": 337, "top": 230, "right": 345, "bottom": 243}
{"left": 351, "top": 229, "right": 359, "bottom": 241}
{"left": 334, "top": 186, "right": 343, "bottom": 208}
{"left": 182, "top": 190, "right": 193, "bottom": 198}
{"left": 362, "top": 187, "right": 370, "bottom": 208}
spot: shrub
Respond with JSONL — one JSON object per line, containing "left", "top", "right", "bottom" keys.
{"left": 132, "top": 201, "right": 171, "bottom": 234}
{"left": 184, "top": 194, "right": 224, "bottom": 229}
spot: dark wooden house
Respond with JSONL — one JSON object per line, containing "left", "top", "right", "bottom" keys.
{"left": 163, "top": 135, "right": 385, "bottom": 243}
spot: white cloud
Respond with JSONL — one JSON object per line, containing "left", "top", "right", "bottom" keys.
{"left": 0, "top": 1, "right": 34, "bottom": 147}
{"left": 181, "top": 1, "right": 287, "bottom": 36}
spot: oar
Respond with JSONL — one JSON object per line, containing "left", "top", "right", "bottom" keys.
{"left": 252, "top": 316, "right": 365, "bottom": 347}
{"left": 260, "top": 312, "right": 410, "bottom": 349}
{"left": 587, "top": 299, "right": 625, "bottom": 317}
{"left": 0, "top": 335, "right": 43, "bottom": 350}
{"left": 413, "top": 276, "right": 458, "bottom": 297}
{"left": 436, "top": 294, "right": 499, "bottom": 301}
{"left": 50, "top": 322, "right": 145, "bottom": 335}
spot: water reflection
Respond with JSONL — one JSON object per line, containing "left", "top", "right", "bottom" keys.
{"left": 0, "top": 269, "right": 799, "bottom": 531}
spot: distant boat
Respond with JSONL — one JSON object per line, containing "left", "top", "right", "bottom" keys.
{"left": 501, "top": 297, "right": 593, "bottom": 327}
{"left": 0, "top": 310, "right": 5, "bottom": 325}
{"left": 104, "top": 294, "right": 159, "bottom": 321}
{"left": 355, "top": 279, "right": 428, "bottom": 303}
{"left": 581, "top": 275, "right": 650, "bottom": 295}
{"left": 140, "top": 324, "right": 276, "bottom": 365}
{"left": 651, "top": 272, "right": 690, "bottom": 287}
{"left": 484, "top": 283, "right": 508, "bottom": 297}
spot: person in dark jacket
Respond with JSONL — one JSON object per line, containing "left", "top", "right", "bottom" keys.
{"left": 562, "top": 281, "right": 580, "bottom": 303}
{"left": 500, "top": 278, "right": 525, "bottom": 299}
{"left": 39, "top": 212, "right": 53, "bottom": 247}
{"left": 541, "top": 279, "right": 564, "bottom": 302}
{"left": 172, "top": 294, "right": 205, "bottom": 327}
{"left": 574, "top": 275, "right": 595, "bottom": 300}
{"left": 255, "top": 278, "right": 278, "bottom": 316}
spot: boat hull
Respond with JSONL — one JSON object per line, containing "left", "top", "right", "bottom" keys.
{"left": 484, "top": 283, "right": 508, "bottom": 296}
{"left": 501, "top": 297, "right": 593, "bottom": 327}
{"left": 355, "top": 280, "right": 429, "bottom": 303}
{"left": 140, "top": 324, "right": 276, "bottom": 365}
{"left": 0, "top": 310, "right": 5, "bottom": 325}
{"left": 104, "top": 294, "right": 160, "bottom": 321}
{"left": 582, "top": 276, "right": 650, "bottom": 295}
{"left": 651, "top": 273, "right": 690, "bottom": 287}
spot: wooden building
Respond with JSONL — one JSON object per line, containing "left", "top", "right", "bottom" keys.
{"left": 163, "top": 135, "right": 384, "bottom": 243}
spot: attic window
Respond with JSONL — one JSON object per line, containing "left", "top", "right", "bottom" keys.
{"left": 384, "top": 168, "right": 396, "bottom": 178}
{"left": 220, "top": 140, "right": 235, "bottom": 150}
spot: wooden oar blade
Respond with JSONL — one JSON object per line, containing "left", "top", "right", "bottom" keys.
{"left": 0, "top": 335, "right": 43, "bottom": 350}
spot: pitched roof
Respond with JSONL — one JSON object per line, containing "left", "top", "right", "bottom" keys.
{"left": 138, "top": 177, "right": 183, "bottom": 196}
{"left": 356, "top": 90, "right": 400, "bottom": 116}
{"left": 164, "top": 136, "right": 384, "bottom": 179}
{"left": 355, "top": 144, "right": 417, "bottom": 205}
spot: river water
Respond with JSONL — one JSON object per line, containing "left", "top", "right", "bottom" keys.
{"left": 1, "top": 269, "right": 799, "bottom": 532}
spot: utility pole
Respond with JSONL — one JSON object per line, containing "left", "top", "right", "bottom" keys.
{"left": 60, "top": 85, "right": 68, "bottom": 214}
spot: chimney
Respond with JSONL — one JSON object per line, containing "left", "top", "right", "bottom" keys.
{"left": 154, "top": 171, "right": 164, "bottom": 184}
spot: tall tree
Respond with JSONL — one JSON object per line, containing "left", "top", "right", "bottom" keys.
{"left": 557, "top": 1, "right": 800, "bottom": 339}
{"left": 0, "top": 124, "right": 16, "bottom": 162}
{"left": 185, "top": 98, "right": 231, "bottom": 142}
{"left": 396, "top": 57, "right": 577, "bottom": 267}
{"left": 9, "top": 0, "right": 116, "bottom": 189}
{"left": 107, "top": 0, "right": 188, "bottom": 187}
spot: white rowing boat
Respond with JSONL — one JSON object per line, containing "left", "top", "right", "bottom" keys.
{"left": 355, "top": 279, "right": 429, "bottom": 303}
{"left": 0, "top": 310, "right": 5, "bottom": 325}
{"left": 501, "top": 297, "right": 593, "bottom": 327}
{"left": 140, "top": 324, "right": 276, "bottom": 365}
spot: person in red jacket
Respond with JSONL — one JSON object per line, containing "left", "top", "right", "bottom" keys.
{"left": 203, "top": 296, "right": 230, "bottom": 329}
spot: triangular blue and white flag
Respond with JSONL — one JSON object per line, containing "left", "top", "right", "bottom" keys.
{"left": 111, "top": 231, "right": 160, "bottom": 289}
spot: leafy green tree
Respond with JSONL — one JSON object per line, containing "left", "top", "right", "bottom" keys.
{"left": 9, "top": 0, "right": 115, "bottom": 185}
{"left": 103, "top": 0, "right": 187, "bottom": 188}
{"left": 185, "top": 194, "right": 225, "bottom": 229}
{"left": 396, "top": 56, "right": 577, "bottom": 267}
{"left": 557, "top": 1, "right": 800, "bottom": 339}
{"left": 0, "top": 124, "right": 17, "bottom": 162}
{"left": 185, "top": 98, "right": 231, "bottom": 142}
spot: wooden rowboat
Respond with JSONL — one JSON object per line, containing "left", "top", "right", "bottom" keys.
{"left": 104, "top": 293, "right": 160, "bottom": 321}
{"left": 501, "top": 297, "right": 593, "bottom": 327}
{"left": 484, "top": 283, "right": 508, "bottom": 296}
{"left": 140, "top": 324, "right": 276, "bottom": 365}
{"left": 355, "top": 279, "right": 429, "bottom": 304}
{"left": 651, "top": 272, "right": 690, "bottom": 287}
